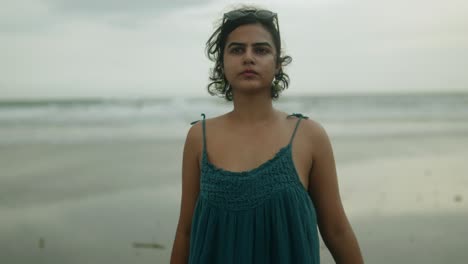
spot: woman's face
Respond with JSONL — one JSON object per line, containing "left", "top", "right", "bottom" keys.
{"left": 223, "top": 23, "right": 279, "bottom": 96}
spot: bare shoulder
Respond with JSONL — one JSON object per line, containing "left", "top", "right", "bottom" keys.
{"left": 186, "top": 120, "right": 203, "bottom": 143}
{"left": 296, "top": 117, "right": 329, "bottom": 142}
{"left": 186, "top": 114, "right": 225, "bottom": 161}
{"left": 185, "top": 120, "right": 204, "bottom": 163}
{"left": 297, "top": 116, "right": 323, "bottom": 133}
{"left": 295, "top": 117, "right": 333, "bottom": 159}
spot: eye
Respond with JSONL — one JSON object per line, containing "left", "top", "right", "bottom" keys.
{"left": 230, "top": 47, "right": 243, "bottom": 54}
{"left": 255, "top": 47, "right": 269, "bottom": 54}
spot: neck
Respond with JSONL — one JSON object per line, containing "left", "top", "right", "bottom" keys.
{"left": 228, "top": 92, "right": 278, "bottom": 125}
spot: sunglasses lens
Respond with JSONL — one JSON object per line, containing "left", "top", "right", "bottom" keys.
{"left": 224, "top": 10, "right": 277, "bottom": 22}
{"left": 224, "top": 10, "right": 245, "bottom": 20}
{"left": 256, "top": 10, "right": 275, "bottom": 19}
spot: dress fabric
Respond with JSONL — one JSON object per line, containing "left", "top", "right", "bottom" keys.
{"left": 188, "top": 113, "right": 320, "bottom": 264}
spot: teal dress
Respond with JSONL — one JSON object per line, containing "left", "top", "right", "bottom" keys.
{"left": 188, "top": 113, "right": 320, "bottom": 264}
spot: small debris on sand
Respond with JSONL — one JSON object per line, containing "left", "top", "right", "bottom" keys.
{"left": 454, "top": 194, "right": 463, "bottom": 203}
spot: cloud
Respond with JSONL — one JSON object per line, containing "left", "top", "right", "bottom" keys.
{"left": 1, "top": 0, "right": 468, "bottom": 99}
{"left": 0, "top": 1, "right": 216, "bottom": 98}
{"left": 0, "top": 0, "right": 54, "bottom": 33}
{"left": 47, "top": 0, "right": 212, "bottom": 14}
{"left": 44, "top": 0, "right": 214, "bottom": 25}
{"left": 0, "top": 0, "right": 214, "bottom": 33}
{"left": 277, "top": 0, "right": 468, "bottom": 94}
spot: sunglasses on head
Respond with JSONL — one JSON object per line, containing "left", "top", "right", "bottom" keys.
{"left": 223, "top": 9, "right": 280, "bottom": 36}
{"left": 224, "top": 9, "right": 277, "bottom": 20}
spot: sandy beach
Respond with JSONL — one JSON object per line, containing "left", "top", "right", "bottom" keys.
{"left": 1, "top": 129, "right": 467, "bottom": 263}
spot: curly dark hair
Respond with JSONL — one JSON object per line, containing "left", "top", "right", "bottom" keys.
{"left": 205, "top": 5, "right": 292, "bottom": 101}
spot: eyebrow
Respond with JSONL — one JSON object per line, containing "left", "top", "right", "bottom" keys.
{"left": 227, "top": 42, "right": 273, "bottom": 49}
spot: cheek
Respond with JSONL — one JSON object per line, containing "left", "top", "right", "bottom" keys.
{"left": 265, "top": 55, "right": 278, "bottom": 71}
{"left": 223, "top": 62, "right": 236, "bottom": 77}
{"left": 266, "top": 62, "right": 278, "bottom": 75}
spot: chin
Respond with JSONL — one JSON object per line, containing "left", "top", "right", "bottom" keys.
{"left": 234, "top": 83, "right": 260, "bottom": 90}
{"left": 233, "top": 86, "right": 268, "bottom": 96}
{"left": 234, "top": 80, "right": 264, "bottom": 89}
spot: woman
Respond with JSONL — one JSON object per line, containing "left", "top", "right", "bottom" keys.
{"left": 170, "top": 5, "right": 363, "bottom": 264}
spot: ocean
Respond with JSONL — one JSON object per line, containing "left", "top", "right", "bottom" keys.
{"left": 0, "top": 92, "right": 467, "bottom": 144}
{"left": 1, "top": 91, "right": 468, "bottom": 264}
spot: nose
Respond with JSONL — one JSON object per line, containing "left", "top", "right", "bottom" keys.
{"left": 243, "top": 47, "right": 255, "bottom": 65}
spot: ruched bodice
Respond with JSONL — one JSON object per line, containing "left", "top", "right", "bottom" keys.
{"left": 201, "top": 144, "right": 306, "bottom": 211}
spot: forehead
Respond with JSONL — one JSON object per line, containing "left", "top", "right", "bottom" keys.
{"left": 225, "top": 23, "right": 274, "bottom": 46}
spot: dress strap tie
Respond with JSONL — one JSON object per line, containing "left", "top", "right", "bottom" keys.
{"left": 190, "top": 113, "right": 206, "bottom": 125}
{"left": 287, "top": 113, "right": 308, "bottom": 145}
{"left": 287, "top": 113, "right": 309, "bottom": 119}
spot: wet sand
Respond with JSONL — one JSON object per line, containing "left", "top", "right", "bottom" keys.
{"left": 1, "top": 132, "right": 467, "bottom": 263}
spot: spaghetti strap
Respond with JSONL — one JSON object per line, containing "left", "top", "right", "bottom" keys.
{"left": 287, "top": 113, "right": 308, "bottom": 145}
{"left": 190, "top": 113, "right": 207, "bottom": 155}
{"left": 201, "top": 113, "right": 206, "bottom": 154}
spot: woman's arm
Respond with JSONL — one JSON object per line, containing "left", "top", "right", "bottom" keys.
{"left": 170, "top": 123, "right": 203, "bottom": 264}
{"left": 307, "top": 121, "right": 364, "bottom": 263}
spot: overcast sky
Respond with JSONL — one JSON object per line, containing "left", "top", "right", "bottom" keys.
{"left": 1, "top": 0, "right": 467, "bottom": 99}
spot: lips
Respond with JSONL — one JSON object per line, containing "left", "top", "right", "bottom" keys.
{"left": 241, "top": 69, "right": 258, "bottom": 75}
